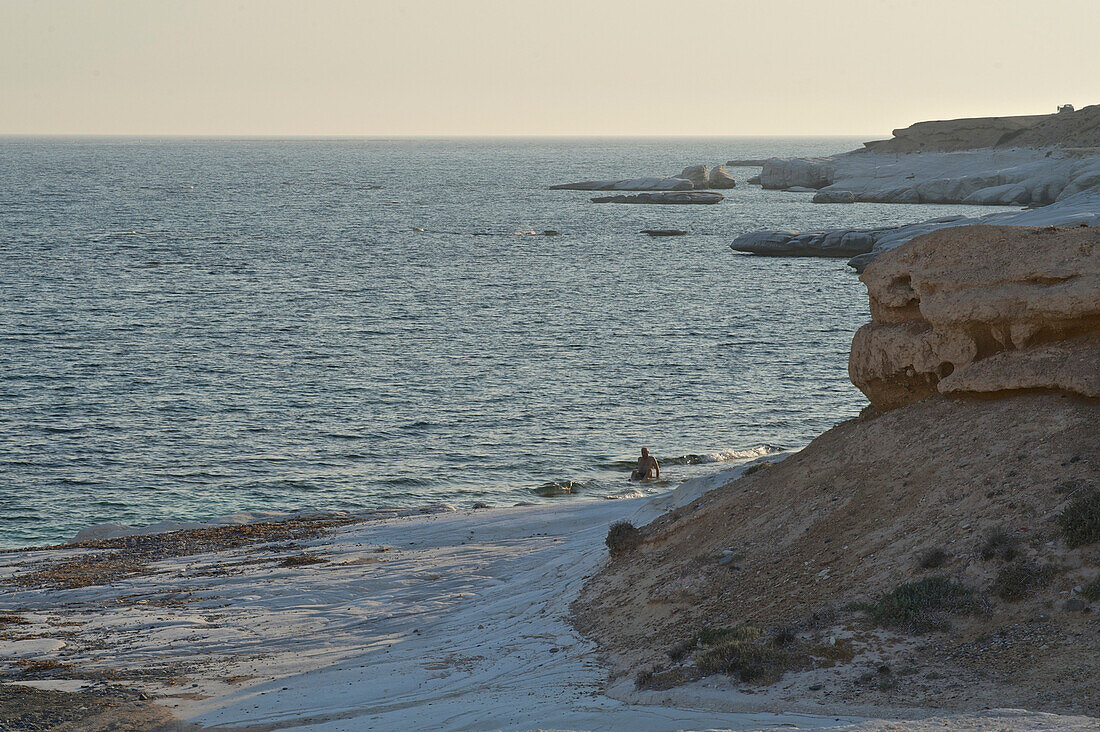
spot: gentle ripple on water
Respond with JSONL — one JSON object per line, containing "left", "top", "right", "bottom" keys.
{"left": 0, "top": 137, "right": 1008, "bottom": 547}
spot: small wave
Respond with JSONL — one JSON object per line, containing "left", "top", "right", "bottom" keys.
{"left": 401, "top": 420, "right": 440, "bottom": 430}
{"left": 605, "top": 488, "right": 645, "bottom": 500}
{"left": 665, "top": 445, "right": 784, "bottom": 465}
{"left": 530, "top": 478, "right": 600, "bottom": 498}
{"left": 597, "top": 445, "right": 783, "bottom": 470}
{"left": 410, "top": 227, "right": 560, "bottom": 237}
{"left": 387, "top": 476, "right": 432, "bottom": 487}
{"left": 324, "top": 432, "right": 367, "bottom": 440}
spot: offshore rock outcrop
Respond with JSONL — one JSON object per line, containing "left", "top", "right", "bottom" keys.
{"left": 849, "top": 225, "right": 1100, "bottom": 411}
{"left": 551, "top": 164, "right": 734, "bottom": 192}
{"left": 706, "top": 165, "right": 737, "bottom": 189}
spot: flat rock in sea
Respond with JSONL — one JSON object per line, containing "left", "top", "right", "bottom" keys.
{"left": 725, "top": 159, "right": 768, "bottom": 167}
{"left": 641, "top": 229, "right": 688, "bottom": 236}
{"left": 551, "top": 163, "right": 734, "bottom": 191}
{"left": 550, "top": 177, "right": 694, "bottom": 191}
{"left": 731, "top": 228, "right": 880, "bottom": 257}
{"left": 592, "top": 192, "right": 723, "bottom": 205}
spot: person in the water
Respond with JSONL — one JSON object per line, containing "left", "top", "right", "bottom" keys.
{"left": 631, "top": 447, "right": 660, "bottom": 481}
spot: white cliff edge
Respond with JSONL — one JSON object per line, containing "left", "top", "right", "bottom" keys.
{"left": 731, "top": 188, "right": 1100, "bottom": 271}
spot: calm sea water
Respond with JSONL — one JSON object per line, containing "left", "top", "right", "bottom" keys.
{"left": 0, "top": 137, "right": 1003, "bottom": 547}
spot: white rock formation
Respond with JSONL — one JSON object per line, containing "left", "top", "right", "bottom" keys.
{"left": 552, "top": 163, "right": 735, "bottom": 191}
{"left": 760, "top": 148, "right": 1100, "bottom": 206}
{"left": 677, "top": 164, "right": 709, "bottom": 187}
{"left": 731, "top": 188, "right": 1100, "bottom": 269}
{"left": 707, "top": 165, "right": 737, "bottom": 189}
{"left": 759, "top": 156, "right": 837, "bottom": 190}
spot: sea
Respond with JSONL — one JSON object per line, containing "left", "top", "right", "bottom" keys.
{"left": 0, "top": 137, "right": 1003, "bottom": 548}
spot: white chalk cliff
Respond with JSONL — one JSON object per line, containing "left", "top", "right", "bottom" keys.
{"left": 759, "top": 148, "right": 1100, "bottom": 207}
{"left": 733, "top": 105, "right": 1100, "bottom": 268}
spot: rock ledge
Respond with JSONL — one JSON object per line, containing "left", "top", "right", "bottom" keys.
{"left": 849, "top": 225, "right": 1100, "bottom": 410}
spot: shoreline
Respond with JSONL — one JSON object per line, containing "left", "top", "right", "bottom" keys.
{"left": 1, "top": 445, "right": 790, "bottom": 553}
{"left": 2, "top": 459, "right": 1095, "bottom": 730}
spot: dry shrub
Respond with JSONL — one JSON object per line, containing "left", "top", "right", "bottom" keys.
{"left": 856, "top": 576, "right": 981, "bottom": 633}
{"left": 605, "top": 521, "right": 642, "bottom": 557}
{"left": 917, "top": 548, "right": 947, "bottom": 570}
{"left": 979, "top": 530, "right": 1020, "bottom": 562}
{"left": 991, "top": 560, "right": 1053, "bottom": 602}
{"left": 1058, "top": 489, "right": 1100, "bottom": 548}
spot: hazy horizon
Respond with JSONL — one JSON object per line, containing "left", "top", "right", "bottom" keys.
{"left": 0, "top": 132, "right": 880, "bottom": 139}
{"left": 2, "top": 0, "right": 1099, "bottom": 137}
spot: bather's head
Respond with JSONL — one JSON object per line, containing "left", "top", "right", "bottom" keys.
{"left": 641, "top": 447, "right": 649, "bottom": 457}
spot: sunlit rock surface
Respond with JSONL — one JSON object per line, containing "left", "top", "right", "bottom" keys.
{"left": 849, "top": 225, "right": 1100, "bottom": 410}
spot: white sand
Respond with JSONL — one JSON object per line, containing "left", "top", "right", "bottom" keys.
{"left": 2, "top": 464, "right": 1095, "bottom": 730}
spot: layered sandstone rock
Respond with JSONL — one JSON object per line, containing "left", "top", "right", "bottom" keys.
{"left": 859, "top": 105, "right": 1100, "bottom": 153}
{"left": 861, "top": 114, "right": 1047, "bottom": 153}
{"left": 849, "top": 225, "right": 1100, "bottom": 410}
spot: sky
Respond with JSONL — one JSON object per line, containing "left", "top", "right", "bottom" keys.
{"left": 2, "top": 0, "right": 1098, "bottom": 137}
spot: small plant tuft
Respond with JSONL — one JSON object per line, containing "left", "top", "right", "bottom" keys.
{"left": 743, "top": 462, "right": 771, "bottom": 477}
{"left": 695, "top": 637, "right": 793, "bottom": 683}
{"left": 635, "top": 667, "right": 696, "bottom": 690}
{"left": 666, "top": 638, "right": 697, "bottom": 663}
{"left": 605, "top": 521, "right": 642, "bottom": 557}
{"left": 771, "top": 627, "right": 797, "bottom": 647}
{"left": 1057, "top": 489, "right": 1100, "bottom": 548}
{"left": 696, "top": 624, "right": 763, "bottom": 646}
{"left": 854, "top": 576, "right": 980, "bottom": 633}
{"left": 979, "top": 530, "right": 1020, "bottom": 562}
{"left": 917, "top": 548, "right": 947, "bottom": 570}
{"left": 1082, "top": 577, "right": 1100, "bottom": 603}
{"left": 991, "top": 560, "right": 1053, "bottom": 602}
